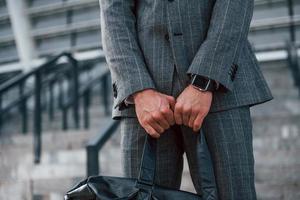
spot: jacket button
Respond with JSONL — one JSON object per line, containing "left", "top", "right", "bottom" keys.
{"left": 112, "top": 82, "right": 117, "bottom": 98}
{"left": 168, "top": 0, "right": 174, "bottom": 2}
{"left": 165, "top": 33, "right": 169, "bottom": 42}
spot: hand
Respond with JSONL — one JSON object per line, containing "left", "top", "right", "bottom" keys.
{"left": 133, "top": 89, "right": 176, "bottom": 138}
{"left": 174, "top": 84, "right": 213, "bottom": 132}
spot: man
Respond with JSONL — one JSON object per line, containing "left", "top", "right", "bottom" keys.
{"left": 99, "top": 0, "right": 273, "bottom": 199}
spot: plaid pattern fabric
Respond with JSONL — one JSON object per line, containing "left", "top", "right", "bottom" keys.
{"left": 202, "top": 106, "right": 257, "bottom": 200}
{"left": 120, "top": 69, "right": 257, "bottom": 199}
{"left": 99, "top": 0, "right": 273, "bottom": 120}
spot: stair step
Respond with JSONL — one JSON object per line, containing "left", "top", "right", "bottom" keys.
{"left": 255, "top": 165, "right": 300, "bottom": 185}
{"left": 0, "top": 180, "right": 32, "bottom": 200}
{"left": 32, "top": 177, "right": 83, "bottom": 198}
{"left": 256, "top": 182, "right": 300, "bottom": 200}
{"left": 0, "top": 117, "right": 113, "bottom": 148}
{"left": 253, "top": 132, "right": 300, "bottom": 151}
{"left": 254, "top": 149, "right": 300, "bottom": 178}
{"left": 251, "top": 99, "right": 300, "bottom": 118}
{"left": 0, "top": 100, "right": 111, "bottom": 136}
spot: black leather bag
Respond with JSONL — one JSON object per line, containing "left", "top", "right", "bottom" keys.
{"left": 64, "top": 134, "right": 202, "bottom": 199}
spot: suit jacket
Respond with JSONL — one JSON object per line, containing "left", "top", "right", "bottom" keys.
{"left": 99, "top": 0, "right": 273, "bottom": 120}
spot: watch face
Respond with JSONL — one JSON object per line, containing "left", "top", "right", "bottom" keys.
{"left": 192, "top": 76, "right": 210, "bottom": 90}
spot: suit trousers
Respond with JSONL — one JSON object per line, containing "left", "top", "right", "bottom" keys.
{"left": 120, "top": 68, "right": 257, "bottom": 200}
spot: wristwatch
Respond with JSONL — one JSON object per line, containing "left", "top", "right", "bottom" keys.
{"left": 190, "top": 74, "right": 218, "bottom": 92}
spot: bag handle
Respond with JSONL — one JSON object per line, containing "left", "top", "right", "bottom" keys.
{"left": 137, "top": 134, "right": 157, "bottom": 186}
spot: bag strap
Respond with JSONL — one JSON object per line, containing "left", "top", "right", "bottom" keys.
{"left": 137, "top": 134, "right": 157, "bottom": 186}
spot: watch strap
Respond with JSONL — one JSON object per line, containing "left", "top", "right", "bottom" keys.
{"left": 190, "top": 74, "right": 217, "bottom": 92}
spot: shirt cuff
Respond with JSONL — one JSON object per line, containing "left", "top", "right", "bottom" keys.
{"left": 124, "top": 95, "right": 135, "bottom": 106}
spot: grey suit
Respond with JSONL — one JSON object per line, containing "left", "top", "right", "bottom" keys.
{"left": 99, "top": 0, "right": 273, "bottom": 199}
{"left": 100, "top": 0, "right": 273, "bottom": 119}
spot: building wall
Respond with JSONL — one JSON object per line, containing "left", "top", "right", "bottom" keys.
{"left": 0, "top": 0, "right": 299, "bottom": 69}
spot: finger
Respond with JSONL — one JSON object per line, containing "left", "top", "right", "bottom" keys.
{"left": 144, "top": 124, "right": 160, "bottom": 138}
{"left": 188, "top": 109, "right": 198, "bottom": 128}
{"left": 182, "top": 105, "right": 192, "bottom": 126}
{"left": 161, "top": 106, "right": 175, "bottom": 126}
{"left": 174, "top": 102, "right": 183, "bottom": 125}
{"left": 148, "top": 117, "right": 165, "bottom": 134}
{"left": 151, "top": 110, "right": 170, "bottom": 130}
{"left": 193, "top": 113, "right": 204, "bottom": 132}
{"left": 165, "top": 95, "right": 176, "bottom": 111}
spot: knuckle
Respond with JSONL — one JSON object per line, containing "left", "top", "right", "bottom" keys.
{"left": 148, "top": 116, "right": 156, "bottom": 124}
{"left": 169, "top": 96, "right": 175, "bottom": 103}
{"left": 143, "top": 116, "right": 151, "bottom": 124}
{"left": 195, "top": 107, "right": 203, "bottom": 113}
{"left": 169, "top": 95, "right": 175, "bottom": 101}
{"left": 183, "top": 105, "right": 191, "bottom": 113}
{"left": 151, "top": 112, "right": 162, "bottom": 120}
{"left": 175, "top": 103, "right": 183, "bottom": 111}
{"left": 148, "top": 114, "right": 155, "bottom": 122}
{"left": 198, "top": 109, "right": 206, "bottom": 116}
{"left": 192, "top": 109, "right": 199, "bottom": 115}
{"left": 160, "top": 107, "right": 169, "bottom": 114}
{"left": 199, "top": 107, "right": 208, "bottom": 114}
{"left": 141, "top": 119, "right": 147, "bottom": 125}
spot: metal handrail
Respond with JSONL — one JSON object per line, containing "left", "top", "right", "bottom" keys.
{"left": 0, "top": 52, "right": 68, "bottom": 137}
{"left": 0, "top": 51, "right": 111, "bottom": 164}
{"left": 86, "top": 120, "right": 121, "bottom": 176}
{"left": 0, "top": 52, "right": 66, "bottom": 93}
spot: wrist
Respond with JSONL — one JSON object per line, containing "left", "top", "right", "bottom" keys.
{"left": 132, "top": 88, "right": 156, "bottom": 102}
{"left": 190, "top": 84, "right": 213, "bottom": 94}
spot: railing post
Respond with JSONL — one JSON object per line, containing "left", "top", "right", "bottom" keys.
{"left": 34, "top": 71, "right": 42, "bottom": 164}
{"left": 58, "top": 79, "right": 63, "bottom": 110}
{"left": 83, "top": 89, "right": 90, "bottom": 129}
{"left": 48, "top": 81, "right": 54, "bottom": 121}
{"left": 41, "top": 85, "right": 47, "bottom": 112}
{"left": 101, "top": 74, "right": 110, "bottom": 116}
{"left": 69, "top": 55, "right": 80, "bottom": 129}
{"left": 86, "top": 145, "right": 99, "bottom": 176}
{"left": 287, "top": 0, "right": 296, "bottom": 43}
{"left": 85, "top": 120, "right": 120, "bottom": 177}
{"left": 62, "top": 106, "right": 68, "bottom": 131}
{"left": 287, "top": 41, "right": 300, "bottom": 94}
{"left": 19, "top": 82, "right": 28, "bottom": 134}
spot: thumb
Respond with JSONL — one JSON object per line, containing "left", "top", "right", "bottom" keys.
{"left": 165, "top": 95, "right": 176, "bottom": 111}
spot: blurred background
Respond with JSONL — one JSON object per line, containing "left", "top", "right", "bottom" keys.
{"left": 0, "top": 0, "right": 299, "bottom": 199}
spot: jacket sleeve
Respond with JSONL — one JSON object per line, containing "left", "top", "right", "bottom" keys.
{"left": 186, "top": 0, "right": 254, "bottom": 92}
{"left": 99, "top": 0, "right": 156, "bottom": 110}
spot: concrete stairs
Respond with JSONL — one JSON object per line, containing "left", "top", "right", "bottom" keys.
{"left": 0, "top": 92, "right": 111, "bottom": 137}
{"left": 0, "top": 59, "right": 300, "bottom": 199}
{"left": 251, "top": 60, "right": 300, "bottom": 200}
{"left": 0, "top": 120, "right": 115, "bottom": 199}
